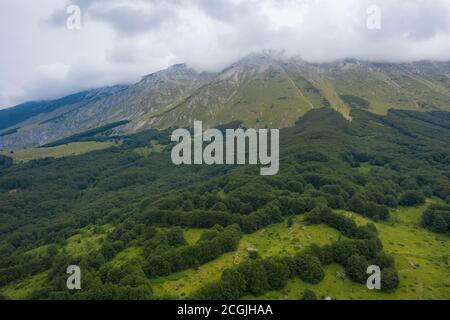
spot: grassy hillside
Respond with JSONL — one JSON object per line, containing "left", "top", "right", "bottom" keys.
{"left": 5, "top": 203, "right": 446, "bottom": 300}
{"left": 0, "top": 141, "right": 119, "bottom": 164}
{"left": 3, "top": 57, "right": 450, "bottom": 149}
{"left": 246, "top": 201, "right": 449, "bottom": 300}
{"left": 150, "top": 219, "right": 340, "bottom": 299}
{"left": 147, "top": 59, "right": 450, "bottom": 130}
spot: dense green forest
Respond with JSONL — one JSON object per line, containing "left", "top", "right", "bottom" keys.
{"left": 0, "top": 108, "right": 449, "bottom": 300}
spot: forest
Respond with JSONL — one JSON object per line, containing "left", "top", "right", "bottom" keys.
{"left": 0, "top": 108, "right": 449, "bottom": 300}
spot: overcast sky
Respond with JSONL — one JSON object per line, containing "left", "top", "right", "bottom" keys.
{"left": 2, "top": 0, "right": 450, "bottom": 108}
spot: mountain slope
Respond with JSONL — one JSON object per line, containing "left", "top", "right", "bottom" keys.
{"left": 2, "top": 54, "right": 450, "bottom": 148}
{"left": 145, "top": 54, "right": 325, "bottom": 129}
{"left": 0, "top": 65, "right": 210, "bottom": 148}
{"left": 0, "top": 86, "right": 128, "bottom": 132}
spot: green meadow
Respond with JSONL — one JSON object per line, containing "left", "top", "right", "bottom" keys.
{"left": 1, "top": 201, "right": 448, "bottom": 300}
{"left": 0, "top": 141, "right": 118, "bottom": 163}
{"left": 149, "top": 202, "right": 449, "bottom": 300}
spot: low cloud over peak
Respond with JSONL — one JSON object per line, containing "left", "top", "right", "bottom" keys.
{"left": 2, "top": 0, "right": 450, "bottom": 108}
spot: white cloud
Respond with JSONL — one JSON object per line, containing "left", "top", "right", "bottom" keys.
{"left": 2, "top": 0, "right": 450, "bottom": 108}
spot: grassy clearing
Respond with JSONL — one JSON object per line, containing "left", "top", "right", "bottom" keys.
{"left": 150, "top": 217, "right": 341, "bottom": 299}
{"left": 23, "top": 225, "right": 113, "bottom": 259}
{"left": 245, "top": 264, "right": 381, "bottom": 300}
{"left": 4, "top": 203, "right": 447, "bottom": 300}
{"left": 63, "top": 225, "right": 113, "bottom": 258}
{"left": 357, "top": 163, "right": 377, "bottom": 174}
{"left": 0, "top": 141, "right": 118, "bottom": 163}
{"left": 151, "top": 201, "right": 449, "bottom": 300}
{"left": 25, "top": 244, "right": 51, "bottom": 257}
{"left": 111, "top": 247, "right": 145, "bottom": 267}
{"left": 1, "top": 225, "right": 113, "bottom": 300}
{"left": 0, "top": 273, "right": 47, "bottom": 300}
{"left": 183, "top": 229, "right": 204, "bottom": 245}
{"left": 248, "top": 200, "right": 449, "bottom": 300}
{"left": 133, "top": 141, "right": 164, "bottom": 157}
{"left": 340, "top": 200, "right": 449, "bottom": 300}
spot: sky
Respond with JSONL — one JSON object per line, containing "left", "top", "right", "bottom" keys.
{"left": 2, "top": 0, "right": 450, "bottom": 108}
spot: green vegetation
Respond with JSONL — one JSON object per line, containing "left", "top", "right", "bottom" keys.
{"left": 301, "top": 289, "right": 317, "bottom": 300}
{"left": 149, "top": 217, "right": 340, "bottom": 298}
{"left": 1, "top": 273, "right": 47, "bottom": 300}
{"left": 237, "top": 203, "right": 448, "bottom": 300}
{"left": 145, "top": 225, "right": 241, "bottom": 278}
{"left": 422, "top": 204, "right": 450, "bottom": 235}
{"left": 0, "top": 108, "right": 449, "bottom": 300}
{"left": 3, "top": 58, "right": 450, "bottom": 150}
{"left": 41, "top": 120, "right": 129, "bottom": 148}
{"left": 340, "top": 95, "right": 370, "bottom": 110}
{"left": 399, "top": 191, "right": 426, "bottom": 207}
{"left": 0, "top": 141, "right": 119, "bottom": 163}
{"left": 0, "top": 155, "right": 13, "bottom": 169}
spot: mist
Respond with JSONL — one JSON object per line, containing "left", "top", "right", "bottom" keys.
{"left": 2, "top": 0, "right": 450, "bottom": 108}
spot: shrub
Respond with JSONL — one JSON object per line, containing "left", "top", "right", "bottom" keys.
{"left": 331, "top": 239, "right": 380, "bottom": 265}
{"left": 432, "top": 215, "right": 448, "bottom": 233}
{"left": 192, "top": 253, "right": 325, "bottom": 299}
{"left": 349, "top": 194, "right": 390, "bottom": 220}
{"left": 371, "top": 252, "right": 395, "bottom": 269}
{"left": 293, "top": 253, "right": 324, "bottom": 284}
{"left": 262, "top": 258, "right": 290, "bottom": 290}
{"left": 398, "top": 191, "right": 425, "bottom": 206}
{"left": 345, "top": 255, "right": 369, "bottom": 284}
{"left": 248, "top": 249, "right": 259, "bottom": 260}
{"left": 218, "top": 269, "right": 247, "bottom": 300}
{"left": 237, "top": 261, "right": 269, "bottom": 295}
{"left": 381, "top": 268, "right": 399, "bottom": 292}
{"left": 287, "top": 216, "right": 294, "bottom": 228}
{"left": 421, "top": 205, "right": 450, "bottom": 234}
{"left": 306, "top": 207, "right": 378, "bottom": 240}
{"left": 145, "top": 225, "right": 241, "bottom": 277}
{"left": 301, "top": 289, "right": 317, "bottom": 300}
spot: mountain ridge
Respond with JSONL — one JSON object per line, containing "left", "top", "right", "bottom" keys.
{"left": 1, "top": 54, "right": 450, "bottom": 148}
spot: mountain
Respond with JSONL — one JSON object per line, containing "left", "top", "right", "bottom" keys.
{"left": 0, "top": 64, "right": 212, "bottom": 148}
{"left": 2, "top": 53, "right": 450, "bottom": 148}
{"left": 0, "top": 85, "right": 128, "bottom": 132}
{"left": 0, "top": 85, "right": 129, "bottom": 148}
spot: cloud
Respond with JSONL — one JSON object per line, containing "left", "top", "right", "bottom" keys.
{"left": 2, "top": 0, "right": 450, "bottom": 108}
{"left": 89, "top": 1, "right": 180, "bottom": 35}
